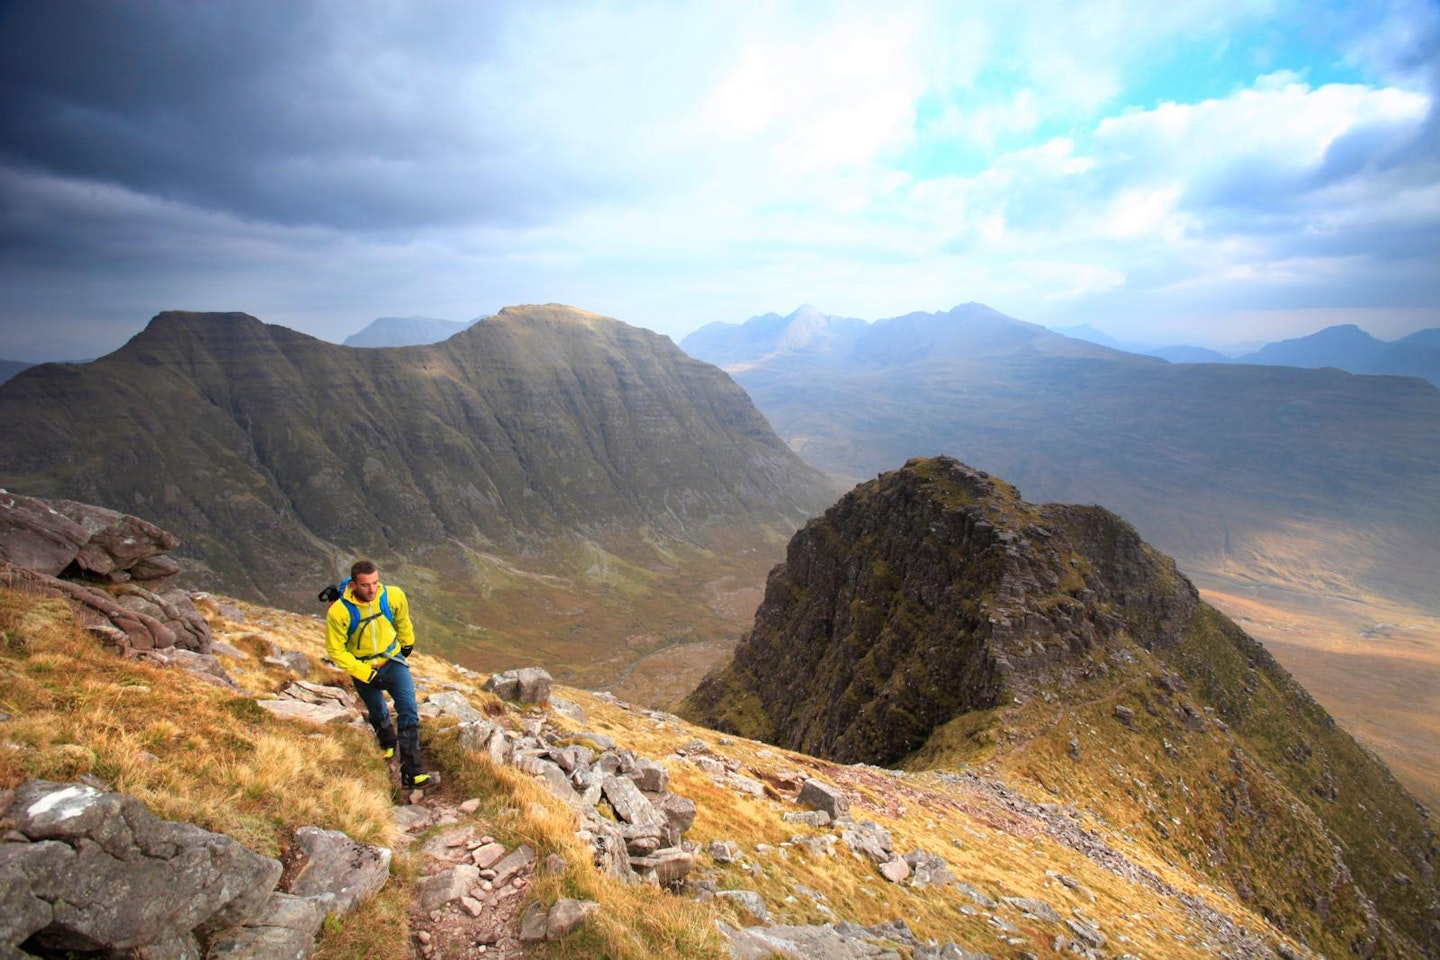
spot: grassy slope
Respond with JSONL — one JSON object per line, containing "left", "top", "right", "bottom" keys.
{"left": 1, "top": 583, "right": 1338, "bottom": 960}
{"left": 907, "top": 602, "right": 1437, "bottom": 958}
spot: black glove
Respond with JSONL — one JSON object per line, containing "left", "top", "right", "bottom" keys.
{"left": 400, "top": 645, "right": 414, "bottom": 658}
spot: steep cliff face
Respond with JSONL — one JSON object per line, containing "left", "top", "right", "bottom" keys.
{"left": 684, "top": 457, "right": 1439, "bottom": 957}
{"left": 685, "top": 456, "right": 1198, "bottom": 762}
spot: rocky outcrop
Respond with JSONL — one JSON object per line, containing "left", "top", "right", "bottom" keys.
{"left": 0, "top": 491, "right": 212, "bottom": 656}
{"left": 719, "top": 917, "right": 992, "bottom": 960}
{"left": 683, "top": 456, "right": 1440, "bottom": 959}
{"left": 1, "top": 780, "right": 278, "bottom": 954}
{"left": 463, "top": 670, "right": 698, "bottom": 887}
{"left": 0, "top": 780, "right": 390, "bottom": 959}
{"left": 684, "top": 456, "right": 1199, "bottom": 764}
{"left": 482, "top": 667, "right": 553, "bottom": 704}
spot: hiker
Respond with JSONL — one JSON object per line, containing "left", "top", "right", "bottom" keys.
{"left": 325, "top": 560, "right": 437, "bottom": 790}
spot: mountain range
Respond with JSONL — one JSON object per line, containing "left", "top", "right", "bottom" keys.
{"left": 0, "top": 305, "right": 835, "bottom": 685}
{"left": 1053, "top": 321, "right": 1440, "bottom": 385}
{"left": 684, "top": 456, "right": 1439, "bottom": 957}
{"left": 680, "top": 303, "right": 1440, "bottom": 614}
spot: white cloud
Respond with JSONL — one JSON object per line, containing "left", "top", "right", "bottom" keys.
{"left": 3, "top": 0, "right": 1439, "bottom": 354}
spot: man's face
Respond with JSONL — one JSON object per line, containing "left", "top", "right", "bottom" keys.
{"left": 352, "top": 571, "right": 380, "bottom": 602}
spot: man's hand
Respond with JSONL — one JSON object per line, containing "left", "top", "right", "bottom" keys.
{"left": 401, "top": 645, "right": 413, "bottom": 658}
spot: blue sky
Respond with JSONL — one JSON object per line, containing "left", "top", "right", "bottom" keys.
{"left": 1, "top": 0, "right": 1437, "bottom": 361}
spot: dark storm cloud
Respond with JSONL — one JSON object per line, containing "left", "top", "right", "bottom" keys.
{"left": 0, "top": 1, "right": 603, "bottom": 230}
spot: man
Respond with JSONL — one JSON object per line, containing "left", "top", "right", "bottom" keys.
{"left": 325, "top": 560, "right": 437, "bottom": 790}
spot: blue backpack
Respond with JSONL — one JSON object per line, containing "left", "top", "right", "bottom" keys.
{"left": 318, "top": 578, "right": 395, "bottom": 638}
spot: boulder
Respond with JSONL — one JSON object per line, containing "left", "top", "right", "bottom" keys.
{"left": 1, "top": 781, "right": 281, "bottom": 954}
{"left": 51, "top": 499, "right": 179, "bottom": 577}
{"left": 797, "top": 778, "right": 850, "bottom": 820}
{"left": 631, "top": 848, "right": 693, "bottom": 886}
{"left": 281, "top": 826, "right": 391, "bottom": 917}
{"left": 782, "top": 810, "right": 832, "bottom": 828}
{"left": 256, "top": 682, "right": 358, "bottom": 725}
{"left": 582, "top": 818, "right": 635, "bottom": 883}
{"left": 490, "top": 844, "right": 536, "bottom": 886}
{"left": 519, "top": 902, "right": 550, "bottom": 943}
{"left": 206, "top": 893, "right": 325, "bottom": 960}
{"left": 706, "top": 840, "right": 742, "bottom": 864}
{"left": 482, "top": 666, "right": 553, "bottom": 704}
{"left": 481, "top": 672, "right": 520, "bottom": 700}
{"left": 424, "top": 691, "right": 485, "bottom": 723}
{"left": 840, "top": 820, "right": 894, "bottom": 865}
{"left": 0, "top": 491, "right": 90, "bottom": 576}
{"left": 456, "top": 719, "right": 495, "bottom": 752}
{"left": 716, "top": 890, "right": 769, "bottom": 922}
{"left": 415, "top": 864, "right": 480, "bottom": 913}
{"left": 471, "top": 842, "right": 506, "bottom": 870}
{"left": 654, "top": 791, "right": 698, "bottom": 843}
{"left": 545, "top": 898, "right": 599, "bottom": 940}
{"left": 601, "top": 776, "right": 664, "bottom": 829}
{"left": 878, "top": 858, "right": 911, "bottom": 883}
{"left": 550, "top": 696, "right": 586, "bottom": 723}
{"left": 1003, "top": 896, "right": 1060, "bottom": 922}
{"left": 628, "top": 757, "right": 669, "bottom": 793}
{"left": 514, "top": 666, "right": 553, "bottom": 703}
{"left": 264, "top": 651, "right": 312, "bottom": 676}
{"left": 903, "top": 850, "right": 955, "bottom": 888}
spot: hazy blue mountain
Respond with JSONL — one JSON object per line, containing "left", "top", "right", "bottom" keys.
{"left": 343, "top": 314, "right": 483, "bottom": 347}
{"left": 1399, "top": 327, "right": 1440, "bottom": 348}
{"left": 0, "top": 359, "right": 34, "bottom": 385}
{"left": 1145, "top": 345, "right": 1232, "bottom": 363}
{"left": 1236, "top": 324, "right": 1386, "bottom": 368}
{"left": 699, "top": 303, "right": 1440, "bottom": 613}
{"left": 1049, "top": 323, "right": 1125, "bottom": 350}
{"left": 684, "top": 303, "right": 1132, "bottom": 371}
{"left": 1232, "top": 323, "right": 1439, "bottom": 385}
{"left": 681, "top": 304, "right": 868, "bottom": 366}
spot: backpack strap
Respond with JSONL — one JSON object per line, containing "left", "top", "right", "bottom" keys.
{"left": 340, "top": 581, "right": 396, "bottom": 641}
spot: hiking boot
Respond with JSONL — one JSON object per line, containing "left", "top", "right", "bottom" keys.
{"left": 381, "top": 745, "right": 396, "bottom": 760}
{"left": 403, "top": 771, "right": 439, "bottom": 790}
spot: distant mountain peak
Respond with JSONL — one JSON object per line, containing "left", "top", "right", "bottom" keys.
{"left": 344, "top": 313, "right": 477, "bottom": 348}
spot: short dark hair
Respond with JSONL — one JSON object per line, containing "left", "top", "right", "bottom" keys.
{"left": 350, "top": 559, "right": 379, "bottom": 579}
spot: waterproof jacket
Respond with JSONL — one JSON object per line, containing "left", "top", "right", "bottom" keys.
{"left": 325, "top": 582, "right": 416, "bottom": 683}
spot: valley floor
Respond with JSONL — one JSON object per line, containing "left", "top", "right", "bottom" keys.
{"left": 1198, "top": 579, "right": 1440, "bottom": 815}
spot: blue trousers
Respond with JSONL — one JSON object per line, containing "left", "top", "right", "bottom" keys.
{"left": 352, "top": 659, "right": 423, "bottom": 777}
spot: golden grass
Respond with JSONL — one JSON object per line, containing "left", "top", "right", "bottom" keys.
{"left": 1, "top": 583, "right": 1333, "bottom": 959}
{"left": 543, "top": 687, "right": 1310, "bottom": 960}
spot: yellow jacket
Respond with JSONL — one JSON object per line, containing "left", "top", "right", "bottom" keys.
{"left": 325, "top": 582, "right": 416, "bottom": 683}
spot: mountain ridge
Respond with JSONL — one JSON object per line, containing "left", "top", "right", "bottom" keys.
{"left": 0, "top": 305, "right": 836, "bottom": 682}
{"left": 683, "top": 456, "right": 1439, "bottom": 958}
